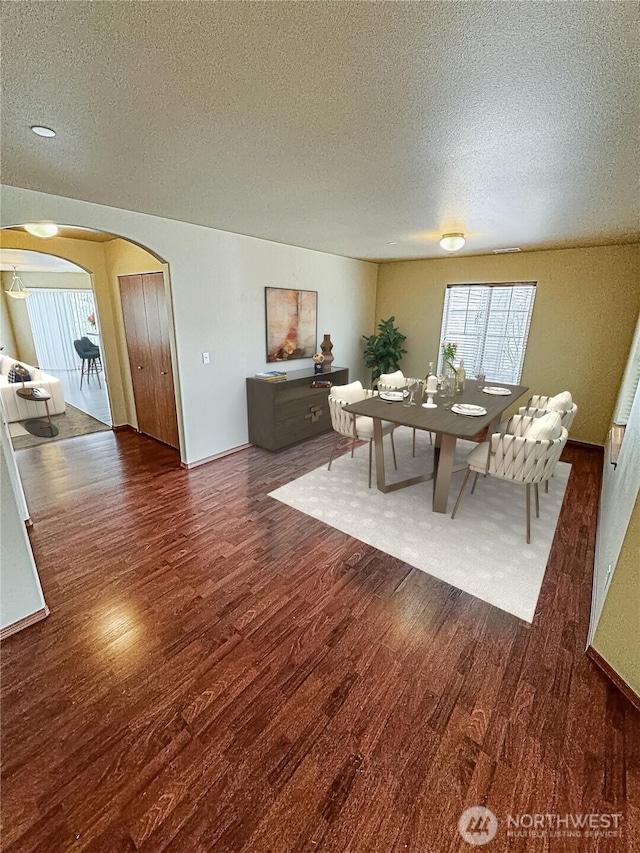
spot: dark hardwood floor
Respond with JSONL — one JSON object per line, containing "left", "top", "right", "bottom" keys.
{"left": 1, "top": 430, "right": 638, "bottom": 852}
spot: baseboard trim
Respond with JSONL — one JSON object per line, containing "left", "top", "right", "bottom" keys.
{"left": 586, "top": 646, "right": 640, "bottom": 713}
{"left": 112, "top": 424, "right": 136, "bottom": 433}
{"left": 1, "top": 606, "right": 50, "bottom": 641}
{"left": 567, "top": 438, "right": 604, "bottom": 451}
{"left": 181, "top": 443, "right": 252, "bottom": 469}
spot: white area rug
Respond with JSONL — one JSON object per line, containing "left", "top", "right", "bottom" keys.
{"left": 269, "top": 427, "right": 571, "bottom": 622}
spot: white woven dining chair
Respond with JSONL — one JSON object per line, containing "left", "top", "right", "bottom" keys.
{"left": 377, "top": 369, "right": 432, "bottom": 455}
{"left": 504, "top": 391, "right": 577, "bottom": 493}
{"left": 517, "top": 391, "right": 578, "bottom": 431}
{"left": 451, "top": 411, "right": 568, "bottom": 543}
{"left": 328, "top": 381, "right": 397, "bottom": 488}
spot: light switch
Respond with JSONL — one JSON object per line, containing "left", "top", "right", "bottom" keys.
{"left": 202, "top": 352, "right": 210, "bottom": 364}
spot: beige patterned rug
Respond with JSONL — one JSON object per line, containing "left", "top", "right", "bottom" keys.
{"left": 9, "top": 403, "right": 110, "bottom": 450}
{"left": 269, "top": 426, "right": 571, "bottom": 622}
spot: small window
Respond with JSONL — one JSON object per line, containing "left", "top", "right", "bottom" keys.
{"left": 609, "top": 313, "right": 640, "bottom": 464}
{"left": 613, "top": 315, "right": 640, "bottom": 427}
{"left": 437, "top": 282, "right": 537, "bottom": 384}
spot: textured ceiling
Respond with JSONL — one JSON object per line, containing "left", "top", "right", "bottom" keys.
{"left": 1, "top": 1, "right": 638, "bottom": 261}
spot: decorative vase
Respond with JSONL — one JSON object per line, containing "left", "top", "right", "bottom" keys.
{"left": 320, "top": 334, "right": 334, "bottom": 373}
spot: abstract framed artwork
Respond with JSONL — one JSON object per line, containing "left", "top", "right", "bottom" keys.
{"left": 265, "top": 287, "right": 318, "bottom": 362}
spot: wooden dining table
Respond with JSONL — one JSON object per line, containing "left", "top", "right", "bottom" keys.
{"left": 343, "top": 382, "right": 528, "bottom": 513}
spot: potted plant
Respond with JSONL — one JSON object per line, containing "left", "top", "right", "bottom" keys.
{"left": 362, "top": 316, "right": 407, "bottom": 385}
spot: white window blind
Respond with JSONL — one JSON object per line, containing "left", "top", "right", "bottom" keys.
{"left": 25, "top": 289, "right": 97, "bottom": 371}
{"left": 613, "top": 314, "right": 640, "bottom": 425}
{"left": 437, "top": 283, "right": 537, "bottom": 384}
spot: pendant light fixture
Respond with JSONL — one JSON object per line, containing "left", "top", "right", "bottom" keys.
{"left": 5, "top": 266, "right": 31, "bottom": 299}
{"left": 439, "top": 233, "right": 466, "bottom": 252}
{"left": 23, "top": 222, "right": 59, "bottom": 238}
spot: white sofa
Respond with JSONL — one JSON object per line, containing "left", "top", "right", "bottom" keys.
{"left": 0, "top": 354, "right": 66, "bottom": 423}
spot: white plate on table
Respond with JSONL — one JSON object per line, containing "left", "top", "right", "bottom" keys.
{"left": 482, "top": 386, "right": 511, "bottom": 396}
{"left": 451, "top": 404, "right": 487, "bottom": 416}
{"left": 379, "top": 391, "right": 404, "bottom": 402}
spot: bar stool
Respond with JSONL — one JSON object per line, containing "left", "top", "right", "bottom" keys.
{"left": 73, "top": 338, "right": 102, "bottom": 389}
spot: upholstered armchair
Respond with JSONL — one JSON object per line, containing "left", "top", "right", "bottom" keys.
{"left": 500, "top": 391, "right": 577, "bottom": 432}
{"left": 518, "top": 392, "right": 578, "bottom": 431}
{"left": 377, "top": 370, "right": 406, "bottom": 391}
{"left": 328, "top": 380, "right": 397, "bottom": 488}
{"left": 377, "top": 369, "right": 432, "bottom": 455}
{"left": 452, "top": 411, "right": 568, "bottom": 543}
{"left": 503, "top": 391, "right": 576, "bottom": 493}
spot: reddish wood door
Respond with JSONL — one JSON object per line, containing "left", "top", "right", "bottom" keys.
{"left": 119, "top": 272, "right": 179, "bottom": 449}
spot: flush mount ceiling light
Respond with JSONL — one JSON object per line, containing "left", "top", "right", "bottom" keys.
{"left": 23, "top": 222, "right": 59, "bottom": 238}
{"left": 439, "top": 233, "right": 466, "bottom": 252}
{"left": 5, "top": 266, "right": 31, "bottom": 299}
{"left": 30, "top": 125, "right": 56, "bottom": 138}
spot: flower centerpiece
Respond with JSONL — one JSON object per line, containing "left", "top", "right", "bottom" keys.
{"left": 441, "top": 341, "right": 458, "bottom": 375}
{"left": 87, "top": 312, "right": 96, "bottom": 327}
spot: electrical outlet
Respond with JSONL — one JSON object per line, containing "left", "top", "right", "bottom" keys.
{"left": 202, "top": 352, "right": 210, "bottom": 364}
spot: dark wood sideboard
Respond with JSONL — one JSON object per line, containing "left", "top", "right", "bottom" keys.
{"left": 246, "top": 367, "right": 350, "bottom": 451}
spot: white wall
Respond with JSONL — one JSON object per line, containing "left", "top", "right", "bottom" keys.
{"left": 1, "top": 412, "right": 30, "bottom": 523}
{"left": 1, "top": 416, "right": 47, "bottom": 632}
{"left": 589, "top": 379, "right": 640, "bottom": 640}
{"left": 1, "top": 187, "right": 379, "bottom": 464}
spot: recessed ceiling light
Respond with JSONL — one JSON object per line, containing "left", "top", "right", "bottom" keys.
{"left": 24, "top": 222, "right": 59, "bottom": 238}
{"left": 30, "top": 125, "right": 56, "bottom": 138}
{"left": 493, "top": 247, "right": 521, "bottom": 254}
{"left": 388, "top": 241, "right": 398, "bottom": 245}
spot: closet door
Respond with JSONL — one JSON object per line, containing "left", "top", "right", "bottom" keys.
{"left": 141, "top": 273, "right": 180, "bottom": 449}
{"left": 119, "top": 274, "right": 155, "bottom": 437}
{"left": 119, "top": 273, "right": 179, "bottom": 449}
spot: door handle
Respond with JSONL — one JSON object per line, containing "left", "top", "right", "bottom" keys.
{"left": 160, "top": 371, "right": 168, "bottom": 375}
{"left": 137, "top": 365, "right": 144, "bottom": 370}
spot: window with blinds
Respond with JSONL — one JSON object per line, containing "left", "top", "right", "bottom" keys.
{"left": 437, "top": 283, "right": 537, "bottom": 384}
{"left": 613, "top": 315, "right": 640, "bottom": 426}
{"left": 25, "top": 289, "right": 97, "bottom": 371}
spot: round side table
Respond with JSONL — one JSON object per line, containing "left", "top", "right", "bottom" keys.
{"left": 16, "top": 387, "right": 59, "bottom": 437}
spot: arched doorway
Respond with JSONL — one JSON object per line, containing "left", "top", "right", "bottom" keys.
{"left": 1, "top": 247, "right": 112, "bottom": 439}
{"left": 0, "top": 224, "right": 182, "bottom": 455}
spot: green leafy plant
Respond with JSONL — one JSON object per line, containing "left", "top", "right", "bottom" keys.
{"left": 441, "top": 341, "right": 458, "bottom": 372}
{"left": 362, "top": 316, "right": 407, "bottom": 384}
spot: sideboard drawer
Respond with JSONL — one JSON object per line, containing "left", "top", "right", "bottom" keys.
{"left": 274, "top": 386, "right": 333, "bottom": 418}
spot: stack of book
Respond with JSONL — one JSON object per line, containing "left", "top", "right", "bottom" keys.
{"left": 255, "top": 370, "right": 287, "bottom": 382}
{"left": 310, "top": 380, "right": 331, "bottom": 388}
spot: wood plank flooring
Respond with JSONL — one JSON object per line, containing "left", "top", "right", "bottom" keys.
{"left": 1, "top": 430, "right": 638, "bottom": 852}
